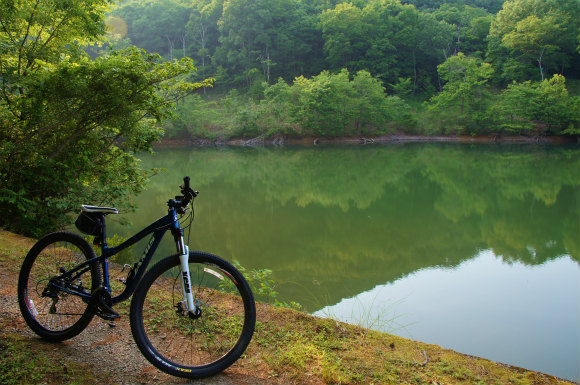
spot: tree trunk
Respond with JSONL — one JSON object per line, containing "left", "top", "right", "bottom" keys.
{"left": 537, "top": 47, "right": 545, "bottom": 81}
{"left": 412, "top": 50, "right": 417, "bottom": 94}
{"left": 265, "top": 49, "right": 270, "bottom": 84}
{"left": 456, "top": 25, "right": 461, "bottom": 54}
{"left": 180, "top": 33, "right": 186, "bottom": 58}
{"left": 199, "top": 23, "right": 207, "bottom": 94}
{"left": 166, "top": 36, "right": 175, "bottom": 60}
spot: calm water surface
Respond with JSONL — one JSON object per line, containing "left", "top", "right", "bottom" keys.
{"left": 108, "top": 143, "right": 579, "bottom": 381}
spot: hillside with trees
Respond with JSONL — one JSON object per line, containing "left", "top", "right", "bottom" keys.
{"left": 107, "top": 0, "right": 580, "bottom": 138}
{"left": 1, "top": 0, "right": 579, "bottom": 236}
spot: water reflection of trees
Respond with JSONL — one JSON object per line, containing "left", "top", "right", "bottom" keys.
{"left": 129, "top": 144, "right": 578, "bottom": 308}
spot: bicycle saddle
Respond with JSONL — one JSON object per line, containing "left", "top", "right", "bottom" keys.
{"left": 81, "top": 205, "right": 119, "bottom": 214}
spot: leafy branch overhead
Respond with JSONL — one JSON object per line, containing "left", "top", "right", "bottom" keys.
{"left": 0, "top": 0, "right": 212, "bottom": 236}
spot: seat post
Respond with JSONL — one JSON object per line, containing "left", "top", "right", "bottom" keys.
{"left": 100, "top": 214, "right": 108, "bottom": 248}
{"left": 98, "top": 213, "right": 112, "bottom": 293}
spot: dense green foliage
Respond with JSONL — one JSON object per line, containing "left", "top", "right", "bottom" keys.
{"left": 167, "top": 69, "right": 414, "bottom": 139}
{"left": 108, "top": 0, "right": 579, "bottom": 138}
{"left": 0, "top": 0, "right": 209, "bottom": 235}
{"left": 427, "top": 52, "right": 494, "bottom": 133}
{"left": 486, "top": 0, "right": 579, "bottom": 83}
{"left": 490, "top": 75, "right": 580, "bottom": 135}
{"left": 110, "top": 0, "right": 580, "bottom": 87}
{"left": 1, "top": 0, "right": 578, "bottom": 235}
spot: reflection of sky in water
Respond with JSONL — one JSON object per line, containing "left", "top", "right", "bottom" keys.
{"left": 314, "top": 250, "right": 580, "bottom": 382}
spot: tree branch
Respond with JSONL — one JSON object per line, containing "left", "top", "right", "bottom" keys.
{"left": 18, "top": 0, "right": 41, "bottom": 75}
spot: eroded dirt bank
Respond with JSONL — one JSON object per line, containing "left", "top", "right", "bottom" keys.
{"left": 157, "top": 134, "right": 578, "bottom": 148}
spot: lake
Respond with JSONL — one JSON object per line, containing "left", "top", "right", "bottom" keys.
{"left": 108, "top": 143, "right": 579, "bottom": 382}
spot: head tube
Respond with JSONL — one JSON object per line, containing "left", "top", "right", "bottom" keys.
{"left": 168, "top": 208, "right": 177, "bottom": 226}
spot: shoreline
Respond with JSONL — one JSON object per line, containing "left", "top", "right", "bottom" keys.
{"left": 1, "top": 229, "right": 577, "bottom": 384}
{"left": 157, "top": 134, "right": 579, "bottom": 148}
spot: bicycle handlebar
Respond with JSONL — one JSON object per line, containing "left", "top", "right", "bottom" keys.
{"left": 168, "top": 176, "right": 198, "bottom": 212}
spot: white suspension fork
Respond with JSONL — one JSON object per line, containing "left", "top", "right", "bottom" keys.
{"left": 178, "top": 242, "right": 196, "bottom": 314}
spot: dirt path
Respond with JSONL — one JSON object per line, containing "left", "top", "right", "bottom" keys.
{"left": 0, "top": 231, "right": 272, "bottom": 385}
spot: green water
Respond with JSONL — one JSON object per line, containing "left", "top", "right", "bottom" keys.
{"left": 108, "top": 143, "right": 579, "bottom": 381}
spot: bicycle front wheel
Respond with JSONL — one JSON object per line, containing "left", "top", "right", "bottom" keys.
{"left": 130, "top": 251, "right": 256, "bottom": 379}
{"left": 17, "top": 231, "right": 101, "bottom": 341}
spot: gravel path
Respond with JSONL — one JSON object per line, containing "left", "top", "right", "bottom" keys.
{"left": 0, "top": 287, "right": 261, "bottom": 385}
{"left": 0, "top": 234, "right": 270, "bottom": 385}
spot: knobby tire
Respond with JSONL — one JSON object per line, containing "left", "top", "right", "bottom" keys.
{"left": 17, "top": 231, "right": 102, "bottom": 342}
{"left": 130, "top": 251, "right": 256, "bottom": 379}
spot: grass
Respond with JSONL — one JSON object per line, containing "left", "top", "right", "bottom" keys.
{"left": 0, "top": 328, "right": 106, "bottom": 385}
{"left": 0, "top": 230, "right": 575, "bottom": 385}
{"left": 315, "top": 292, "right": 410, "bottom": 334}
{"left": 0, "top": 231, "right": 111, "bottom": 385}
{"left": 247, "top": 305, "right": 575, "bottom": 384}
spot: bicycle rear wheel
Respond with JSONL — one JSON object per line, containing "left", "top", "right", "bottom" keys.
{"left": 17, "top": 231, "right": 101, "bottom": 341}
{"left": 130, "top": 251, "right": 256, "bottom": 379}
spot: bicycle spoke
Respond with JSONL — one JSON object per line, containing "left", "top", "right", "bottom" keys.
{"left": 131, "top": 252, "right": 255, "bottom": 378}
{"left": 18, "top": 232, "right": 100, "bottom": 341}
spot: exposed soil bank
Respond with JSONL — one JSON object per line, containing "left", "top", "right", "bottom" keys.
{"left": 157, "top": 134, "right": 578, "bottom": 148}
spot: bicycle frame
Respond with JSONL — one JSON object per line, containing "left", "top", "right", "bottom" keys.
{"left": 102, "top": 207, "right": 184, "bottom": 304}
{"left": 48, "top": 207, "right": 188, "bottom": 306}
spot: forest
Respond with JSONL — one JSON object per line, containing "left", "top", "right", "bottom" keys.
{"left": 1, "top": 0, "right": 579, "bottom": 236}
{"left": 106, "top": 0, "right": 580, "bottom": 138}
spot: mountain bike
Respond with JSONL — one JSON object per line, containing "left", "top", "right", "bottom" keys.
{"left": 17, "top": 177, "right": 256, "bottom": 379}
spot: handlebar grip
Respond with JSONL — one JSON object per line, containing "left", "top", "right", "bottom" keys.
{"left": 181, "top": 176, "right": 197, "bottom": 200}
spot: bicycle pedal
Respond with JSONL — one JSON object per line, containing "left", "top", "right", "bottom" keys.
{"left": 96, "top": 311, "right": 121, "bottom": 322}
{"left": 94, "top": 292, "right": 121, "bottom": 321}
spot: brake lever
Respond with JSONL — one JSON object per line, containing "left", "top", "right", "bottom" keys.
{"left": 180, "top": 187, "right": 198, "bottom": 200}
